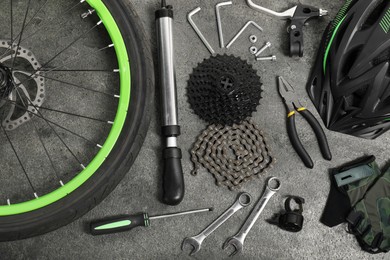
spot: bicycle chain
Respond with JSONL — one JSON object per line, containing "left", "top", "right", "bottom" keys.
{"left": 190, "top": 119, "right": 275, "bottom": 190}
{"left": 187, "top": 54, "right": 263, "bottom": 126}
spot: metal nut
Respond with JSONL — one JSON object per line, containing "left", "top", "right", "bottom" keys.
{"left": 249, "top": 46, "right": 258, "bottom": 54}
{"left": 249, "top": 35, "right": 257, "bottom": 43}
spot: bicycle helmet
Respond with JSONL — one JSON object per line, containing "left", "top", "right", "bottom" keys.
{"left": 307, "top": 0, "right": 390, "bottom": 139}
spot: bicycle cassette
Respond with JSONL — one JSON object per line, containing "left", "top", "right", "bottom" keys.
{"left": 190, "top": 120, "right": 275, "bottom": 190}
{"left": 187, "top": 54, "right": 263, "bottom": 126}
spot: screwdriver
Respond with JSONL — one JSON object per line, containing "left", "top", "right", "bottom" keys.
{"left": 90, "top": 207, "right": 213, "bottom": 236}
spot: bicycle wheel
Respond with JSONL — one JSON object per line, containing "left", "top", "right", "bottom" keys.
{"left": 0, "top": 0, "right": 153, "bottom": 241}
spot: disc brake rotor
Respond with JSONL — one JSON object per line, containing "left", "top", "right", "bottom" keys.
{"left": 0, "top": 40, "right": 45, "bottom": 130}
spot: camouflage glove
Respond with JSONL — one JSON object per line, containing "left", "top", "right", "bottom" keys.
{"left": 321, "top": 156, "right": 381, "bottom": 227}
{"left": 346, "top": 168, "right": 390, "bottom": 253}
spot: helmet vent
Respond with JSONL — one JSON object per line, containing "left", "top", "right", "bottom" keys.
{"left": 373, "top": 49, "right": 390, "bottom": 66}
{"left": 322, "top": 91, "right": 328, "bottom": 107}
{"left": 361, "top": 0, "right": 387, "bottom": 30}
{"left": 345, "top": 85, "right": 368, "bottom": 108}
{"left": 342, "top": 48, "right": 361, "bottom": 79}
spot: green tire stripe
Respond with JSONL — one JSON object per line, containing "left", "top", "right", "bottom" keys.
{"left": 0, "top": 0, "right": 131, "bottom": 216}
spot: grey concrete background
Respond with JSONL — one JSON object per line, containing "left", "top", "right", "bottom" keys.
{"left": 1, "top": 0, "right": 389, "bottom": 259}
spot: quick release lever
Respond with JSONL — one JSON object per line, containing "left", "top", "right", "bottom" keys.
{"left": 155, "top": 0, "right": 185, "bottom": 205}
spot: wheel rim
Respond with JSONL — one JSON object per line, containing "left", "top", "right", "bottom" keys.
{"left": 0, "top": 0, "right": 131, "bottom": 216}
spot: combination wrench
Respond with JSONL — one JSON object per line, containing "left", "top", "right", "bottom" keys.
{"left": 223, "top": 177, "right": 281, "bottom": 256}
{"left": 182, "top": 192, "right": 252, "bottom": 256}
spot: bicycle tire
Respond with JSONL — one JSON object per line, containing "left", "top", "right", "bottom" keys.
{"left": 0, "top": 0, "right": 153, "bottom": 241}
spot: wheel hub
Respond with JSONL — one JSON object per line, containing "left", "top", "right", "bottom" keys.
{"left": 0, "top": 63, "right": 14, "bottom": 100}
{"left": 0, "top": 40, "right": 46, "bottom": 130}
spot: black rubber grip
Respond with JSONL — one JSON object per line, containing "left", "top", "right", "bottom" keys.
{"left": 162, "top": 125, "right": 181, "bottom": 137}
{"left": 299, "top": 109, "right": 332, "bottom": 161}
{"left": 162, "top": 147, "right": 184, "bottom": 205}
{"left": 287, "top": 114, "right": 314, "bottom": 169}
{"left": 90, "top": 214, "right": 147, "bottom": 236}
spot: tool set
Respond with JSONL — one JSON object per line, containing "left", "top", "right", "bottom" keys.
{"left": 81, "top": 0, "right": 389, "bottom": 256}
{"left": 3, "top": 0, "right": 386, "bottom": 256}
{"left": 0, "top": 0, "right": 384, "bottom": 258}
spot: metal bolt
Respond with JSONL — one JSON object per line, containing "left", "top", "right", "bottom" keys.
{"left": 250, "top": 46, "right": 258, "bottom": 54}
{"left": 319, "top": 9, "right": 328, "bottom": 16}
{"left": 249, "top": 35, "right": 257, "bottom": 43}
{"left": 256, "top": 55, "right": 276, "bottom": 61}
{"left": 255, "top": 42, "right": 271, "bottom": 56}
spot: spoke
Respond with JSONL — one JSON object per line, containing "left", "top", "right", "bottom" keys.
{"left": 30, "top": 119, "right": 61, "bottom": 184}
{"left": 42, "top": 22, "right": 101, "bottom": 68}
{"left": 18, "top": 1, "right": 83, "bottom": 45}
{"left": 0, "top": 0, "right": 81, "bottom": 60}
{"left": 10, "top": 0, "right": 13, "bottom": 42}
{"left": 33, "top": 69, "right": 116, "bottom": 72}
{"left": 3, "top": 95, "right": 100, "bottom": 147}
{"left": 15, "top": 36, "right": 111, "bottom": 88}
{"left": 10, "top": 0, "right": 32, "bottom": 70}
{"left": 38, "top": 106, "right": 110, "bottom": 123}
{"left": 36, "top": 74, "right": 118, "bottom": 97}
{"left": 0, "top": 114, "right": 36, "bottom": 195}
{"left": 2, "top": 0, "right": 50, "bottom": 58}
{"left": 12, "top": 88, "right": 86, "bottom": 168}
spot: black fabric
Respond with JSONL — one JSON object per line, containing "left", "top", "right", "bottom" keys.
{"left": 321, "top": 156, "right": 376, "bottom": 227}
{"left": 321, "top": 174, "right": 351, "bottom": 227}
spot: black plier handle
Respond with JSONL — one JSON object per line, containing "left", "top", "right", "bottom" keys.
{"left": 287, "top": 107, "right": 332, "bottom": 169}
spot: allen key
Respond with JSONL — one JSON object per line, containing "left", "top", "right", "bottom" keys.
{"left": 188, "top": 7, "right": 215, "bottom": 54}
{"left": 215, "top": 1, "right": 233, "bottom": 48}
{"left": 226, "top": 21, "right": 263, "bottom": 49}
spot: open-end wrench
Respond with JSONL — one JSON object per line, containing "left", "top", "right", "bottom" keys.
{"left": 223, "top": 177, "right": 281, "bottom": 257}
{"left": 182, "top": 192, "right": 252, "bottom": 256}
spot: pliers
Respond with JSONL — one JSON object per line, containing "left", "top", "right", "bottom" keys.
{"left": 278, "top": 77, "right": 332, "bottom": 168}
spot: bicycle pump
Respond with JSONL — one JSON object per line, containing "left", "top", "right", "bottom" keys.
{"left": 156, "top": 0, "right": 184, "bottom": 205}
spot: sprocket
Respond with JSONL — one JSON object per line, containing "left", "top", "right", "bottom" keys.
{"left": 187, "top": 54, "right": 263, "bottom": 126}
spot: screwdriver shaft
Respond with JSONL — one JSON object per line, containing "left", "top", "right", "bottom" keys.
{"left": 150, "top": 207, "right": 213, "bottom": 220}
